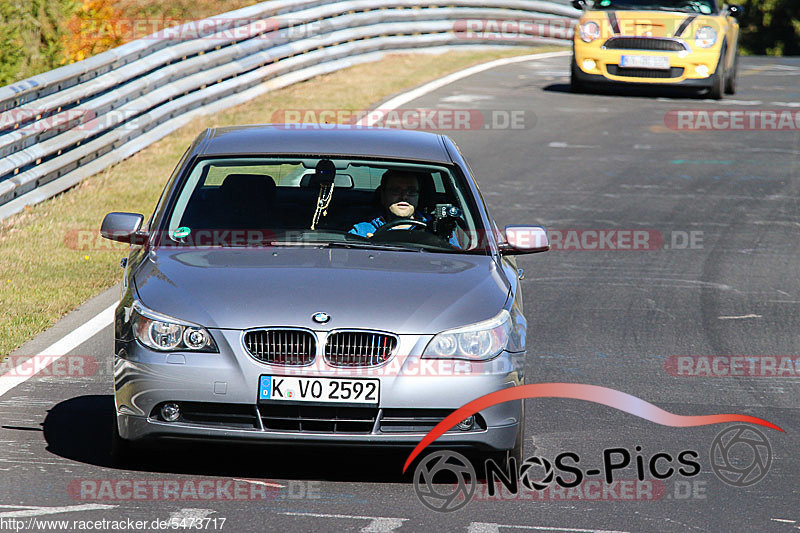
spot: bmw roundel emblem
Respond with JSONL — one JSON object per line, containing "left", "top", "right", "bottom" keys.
{"left": 312, "top": 312, "right": 330, "bottom": 324}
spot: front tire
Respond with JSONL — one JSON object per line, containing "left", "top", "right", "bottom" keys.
{"left": 570, "top": 58, "right": 586, "bottom": 94}
{"left": 111, "top": 416, "right": 137, "bottom": 466}
{"left": 708, "top": 50, "right": 726, "bottom": 100}
{"left": 724, "top": 51, "right": 738, "bottom": 94}
{"left": 481, "top": 405, "right": 525, "bottom": 476}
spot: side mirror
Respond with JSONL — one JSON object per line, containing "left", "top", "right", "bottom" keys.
{"left": 572, "top": 0, "right": 587, "bottom": 10}
{"left": 101, "top": 212, "right": 146, "bottom": 244}
{"left": 727, "top": 4, "right": 744, "bottom": 19}
{"left": 499, "top": 225, "right": 549, "bottom": 255}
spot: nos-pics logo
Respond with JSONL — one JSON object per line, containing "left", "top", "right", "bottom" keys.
{"left": 413, "top": 424, "right": 773, "bottom": 512}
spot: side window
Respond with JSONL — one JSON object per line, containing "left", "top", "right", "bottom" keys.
{"left": 349, "top": 166, "right": 380, "bottom": 189}
{"left": 430, "top": 171, "right": 446, "bottom": 193}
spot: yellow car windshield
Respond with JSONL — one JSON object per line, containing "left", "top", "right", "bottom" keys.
{"left": 593, "top": 0, "right": 716, "bottom": 15}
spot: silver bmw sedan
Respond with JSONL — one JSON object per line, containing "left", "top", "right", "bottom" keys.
{"left": 101, "top": 124, "right": 548, "bottom": 468}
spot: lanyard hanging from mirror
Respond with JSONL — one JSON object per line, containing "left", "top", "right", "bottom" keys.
{"left": 311, "top": 181, "right": 334, "bottom": 230}
{"left": 310, "top": 159, "right": 337, "bottom": 230}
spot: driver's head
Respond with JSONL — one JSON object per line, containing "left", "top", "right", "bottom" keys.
{"left": 380, "top": 170, "right": 421, "bottom": 219}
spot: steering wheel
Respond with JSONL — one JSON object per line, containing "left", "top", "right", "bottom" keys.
{"left": 371, "top": 218, "right": 428, "bottom": 235}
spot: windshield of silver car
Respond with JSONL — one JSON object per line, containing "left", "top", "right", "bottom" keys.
{"left": 162, "top": 157, "right": 491, "bottom": 253}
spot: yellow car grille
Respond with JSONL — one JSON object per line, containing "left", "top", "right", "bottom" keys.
{"left": 603, "top": 37, "right": 687, "bottom": 52}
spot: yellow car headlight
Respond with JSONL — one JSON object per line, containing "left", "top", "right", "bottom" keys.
{"left": 695, "top": 26, "right": 717, "bottom": 48}
{"left": 579, "top": 21, "right": 600, "bottom": 43}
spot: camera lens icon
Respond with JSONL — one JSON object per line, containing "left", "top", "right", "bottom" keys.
{"left": 710, "top": 425, "right": 772, "bottom": 487}
{"left": 413, "top": 450, "right": 477, "bottom": 512}
{"left": 519, "top": 456, "right": 555, "bottom": 491}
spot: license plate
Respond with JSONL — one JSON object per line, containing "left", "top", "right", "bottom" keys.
{"left": 258, "top": 375, "right": 379, "bottom": 405}
{"left": 620, "top": 55, "right": 670, "bottom": 70}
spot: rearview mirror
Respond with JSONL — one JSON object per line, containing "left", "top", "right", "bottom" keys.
{"left": 300, "top": 172, "right": 354, "bottom": 188}
{"left": 571, "top": 0, "right": 587, "bottom": 10}
{"left": 500, "top": 225, "right": 549, "bottom": 255}
{"left": 101, "top": 212, "right": 146, "bottom": 244}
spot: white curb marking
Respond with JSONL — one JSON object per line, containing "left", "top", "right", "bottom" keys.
{"left": 357, "top": 51, "right": 570, "bottom": 126}
{"left": 0, "top": 503, "right": 117, "bottom": 518}
{"left": 0, "top": 303, "right": 116, "bottom": 399}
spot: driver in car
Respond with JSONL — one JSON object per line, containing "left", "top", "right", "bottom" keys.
{"left": 348, "top": 169, "right": 459, "bottom": 247}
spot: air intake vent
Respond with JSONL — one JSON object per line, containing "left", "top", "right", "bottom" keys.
{"left": 606, "top": 65, "right": 685, "bottom": 78}
{"left": 258, "top": 404, "right": 377, "bottom": 433}
{"left": 604, "top": 37, "right": 686, "bottom": 51}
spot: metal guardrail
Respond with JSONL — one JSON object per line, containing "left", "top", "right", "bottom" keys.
{"left": 0, "top": 0, "right": 578, "bottom": 219}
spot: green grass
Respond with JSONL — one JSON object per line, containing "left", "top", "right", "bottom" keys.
{"left": 0, "top": 46, "right": 565, "bottom": 360}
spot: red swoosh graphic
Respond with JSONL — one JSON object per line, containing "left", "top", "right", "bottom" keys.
{"left": 402, "top": 383, "right": 784, "bottom": 473}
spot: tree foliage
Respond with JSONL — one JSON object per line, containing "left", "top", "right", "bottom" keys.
{"left": 738, "top": 0, "right": 799, "bottom": 56}
{"left": 0, "top": 0, "right": 256, "bottom": 87}
{"left": 63, "top": 0, "right": 124, "bottom": 63}
{"left": 0, "top": 0, "right": 75, "bottom": 86}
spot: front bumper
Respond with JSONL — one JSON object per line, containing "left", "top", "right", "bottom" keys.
{"left": 572, "top": 42, "right": 722, "bottom": 87}
{"left": 117, "top": 411, "right": 520, "bottom": 451}
{"left": 114, "top": 328, "right": 524, "bottom": 451}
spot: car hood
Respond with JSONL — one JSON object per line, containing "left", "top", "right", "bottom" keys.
{"left": 585, "top": 10, "right": 719, "bottom": 38}
{"left": 133, "top": 247, "right": 511, "bottom": 333}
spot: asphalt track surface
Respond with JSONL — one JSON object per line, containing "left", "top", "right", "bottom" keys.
{"left": 1, "top": 54, "right": 799, "bottom": 532}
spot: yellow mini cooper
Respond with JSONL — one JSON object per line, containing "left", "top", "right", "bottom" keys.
{"left": 570, "top": 0, "right": 743, "bottom": 99}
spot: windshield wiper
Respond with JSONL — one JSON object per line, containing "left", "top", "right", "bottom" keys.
{"left": 608, "top": 4, "right": 695, "bottom": 12}
{"left": 265, "top": 240, "right": 426, "bottom": 252}
{"left": 653, "top": 6, "right": 696, "bottom": 13}
{"left": 320, "top": 241, "right": 427, "bottom": 253}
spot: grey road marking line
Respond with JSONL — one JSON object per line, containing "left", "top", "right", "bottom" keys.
{"left": 467, "top": 523, "right": 629, "bottom": 533}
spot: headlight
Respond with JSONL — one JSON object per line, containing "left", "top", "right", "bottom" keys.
{"left": 423, "top": 310, "right": 511, "bottom": 361}
{"left": 579, "top": 21, "right": 600, "bottom": 43}
{"left": 695, "top": 26, "right": 717, "bottom": 48}
{"left": 131, "top": 302, "right": 218, "bottom": 352}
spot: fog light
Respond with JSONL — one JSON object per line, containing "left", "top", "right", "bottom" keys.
{"left": 582, "top": 59, "right": 597, "bottom": 71}
{"left": 161, "top": 402, "right": 181, "bottom": 422}
{"left": 457, "top": 416, "right": 475, "bottom": 431}
{"left": 695, "top": 65, "right": 710, "bottom": 77}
